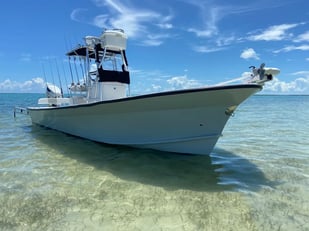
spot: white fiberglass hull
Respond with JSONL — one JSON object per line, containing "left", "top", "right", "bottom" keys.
{"left": 28, "top": 84, "right": 261, "bottom": 155}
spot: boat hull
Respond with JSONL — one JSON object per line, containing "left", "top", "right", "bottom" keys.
{"left": 28, "top": 84, "right": 261, "bottom": 155}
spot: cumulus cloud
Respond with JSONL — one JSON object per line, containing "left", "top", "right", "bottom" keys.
{"left": 0, "top": 77, "right": 45, "bottom": 93}
{"left": 263, "top": 76, "right": 309, "bottom": 94}
{"left": 240, "top": 48, "right": 259, "bottom": 60}
{"left": 130, "top": 68, "right": 204, "bottom": 94}
{"left": 166, "top": 75, "right": 201, "bottom": 90}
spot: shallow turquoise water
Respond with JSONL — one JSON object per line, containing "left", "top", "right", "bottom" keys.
{"left": 0, "top": 94, "right": 308, "bottom": 230}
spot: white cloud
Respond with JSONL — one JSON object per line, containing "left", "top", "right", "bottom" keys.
{"left": 166, "top": 75, "right": 201, "bottom": 90}
{"left": 0, "top": 78, "right": 45, "bottom": 93}
{"left": 130, "top": 68, "right": 204, "bottom": 94}
{"left": 87, "top": 0, "right": 173, "bottom": 46}
{"left": 263, "top": 76, "right": 309, "bottom": 94}
{"left": 141, "top": 39, "right": 163, "bottom": 47}
{"left": 240, "top": 48, "right": 259, "bottom": 60}
{"left": 292, "top": 71, "right": 309, "bottom": 76}
{"left": 248, "top": 23, "right": 298, "bottom": 41}
{"left": 192, "top": 45, "right": 225, "bottom": 53}
{"left": 70, "top": 8, "right": 88, "bottom": 22}
{"left": 273, "top": 44, "right": 309, "bottom": 53}
{"left": 150, "top": 84, "right": 162, "bottom": 92}
{"left": 140, "top": 34, "right": 171, "bottom": 47}
{"left": 183, "top": 0, "right": 293, "bottom": 40}
{"left": 188, "top": 28, "right": 217, "bottom": 38}
{"left": 187, "top": 5, "right": 220, "bottom": 38}
{"left": 94, "top": 11, "right": 160, "bottom": 38}
{"left": 216, "top": 72, "right": 252, "bottom": 86}
{"left": 216, "top": 35, "right": 238, "bottom": 47}
{"left": 157, "top": 23, "right": 173, "bottom": 29}
{"left": 294, "top": 31, "right": 309, "bottom": 42}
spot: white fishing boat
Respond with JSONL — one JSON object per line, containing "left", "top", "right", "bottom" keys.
{"left": 15, "top": 29, "right": 280, "bottom": 155}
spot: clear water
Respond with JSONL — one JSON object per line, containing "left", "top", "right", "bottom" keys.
{"left": 0, "top": 93, "right": 308, "bottom": 230}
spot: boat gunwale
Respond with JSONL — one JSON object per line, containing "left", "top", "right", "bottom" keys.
{"left": 27, "top": 84, "right": 262, "bottom": 111}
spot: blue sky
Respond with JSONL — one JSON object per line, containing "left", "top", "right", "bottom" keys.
{"left": 0, "top": 0, "right": 309, "bottom": 94}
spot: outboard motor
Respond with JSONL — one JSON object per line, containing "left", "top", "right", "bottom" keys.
{"left": 46, "top": 83, "right": 62, "bottom": 98}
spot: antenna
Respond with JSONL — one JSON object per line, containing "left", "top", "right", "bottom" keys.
{"left": 61, "top": 60, "right": 70, "bottom": 97}
{"left": 79, "top": 57, "right": 86, "bottom": 84}
{"left": 41, "top": 62, "right": 47, "bottom": 85}
{"left": 74, "top": 57, "right": 80, "bottom": 84}
{"left": 55, "top": 59, "right": 64, "bottom": 97}
{"left": 68, "top": 56, "right": 74, "bottom": 84}
{"left": 48, "top": 58, "right": 56, "bottom": 88}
